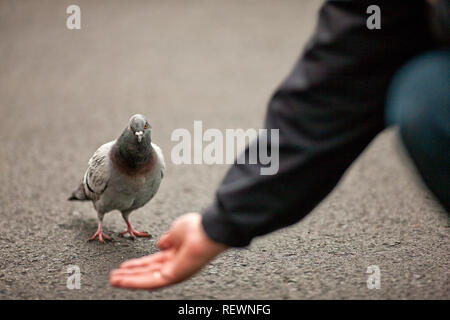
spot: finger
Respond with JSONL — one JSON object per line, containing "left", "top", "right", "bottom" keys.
{"left": 120, "top": 251, "right": 170, "bottom": 269}
{"left": 110, "top": 272, "right": 169, "bottom": 290}
{"left": 110, "top": 263, "right": 163, "bottom": 277}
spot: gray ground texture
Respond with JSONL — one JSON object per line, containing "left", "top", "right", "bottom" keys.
{"left": 0, "top": 0, "right": 448, "bottom": 300}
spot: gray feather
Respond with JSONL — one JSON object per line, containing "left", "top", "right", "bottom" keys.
{"left": 83, "top": 140, "right": 115, "bottom": 200}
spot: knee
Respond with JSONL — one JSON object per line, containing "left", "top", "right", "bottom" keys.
{"left": 386, "top": 49, "right": 450, "bottom": 152}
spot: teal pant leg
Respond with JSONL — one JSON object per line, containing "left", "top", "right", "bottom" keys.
{"left": 386, "top": 49, "right": 450, "bottom": 212}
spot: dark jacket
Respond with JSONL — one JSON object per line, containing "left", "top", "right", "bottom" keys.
{"left": 202, "top": 0, "right": 447, "bottom": 247}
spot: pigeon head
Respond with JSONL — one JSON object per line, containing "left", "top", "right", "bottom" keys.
{"left": 116, "top": 114, "right": 153, "bottom": 167}
{"left": 128, "top": 114, "right": 151, "bottom": 143}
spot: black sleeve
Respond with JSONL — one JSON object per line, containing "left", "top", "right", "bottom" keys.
{"left": 202, "top": 0, "right": 433, "bottom": 247}
{"left": 429, "top": 0, "right": 450, "bottom": 44}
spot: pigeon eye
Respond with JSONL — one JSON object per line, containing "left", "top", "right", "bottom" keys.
{"left": 130, "top": 126, "right": 135, "bottom": 132}
{"left": 144, "top": 123, "right": 149, "bottom": 129}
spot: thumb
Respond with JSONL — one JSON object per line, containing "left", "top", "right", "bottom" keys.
{"left": 158, "top": 215, "right": 191, "bottom": 250}
{"left": 157, "top": 228, "right": 183, "bottom": 250}
{"left": 157, "top": 232, "right": 172, "bottom": 249}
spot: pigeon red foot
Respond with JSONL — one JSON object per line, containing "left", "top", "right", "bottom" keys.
{"left": 120, "top": 220, "right": 150, "bottom": 239}
{"left": 89, "top": 221, "right": 112, "bottom": 243}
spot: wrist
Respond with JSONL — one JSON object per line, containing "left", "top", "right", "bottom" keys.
{"left": 197, "top": 214, "right": 229, "bottom": 253}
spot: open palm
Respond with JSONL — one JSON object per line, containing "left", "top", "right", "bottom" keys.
{"left": 109, "top": 213, "right": 228, "bottom": 290}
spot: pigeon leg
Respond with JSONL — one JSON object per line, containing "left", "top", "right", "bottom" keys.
{"left": 89, "top": 220, "right": 112, "bottom": 243}
{"left": 120, "top": 216, "right": 150, "bottom": 239}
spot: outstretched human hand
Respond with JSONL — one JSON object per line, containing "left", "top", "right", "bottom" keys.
{"left": 109, "top": 212, "right": 228, "bottom": 290}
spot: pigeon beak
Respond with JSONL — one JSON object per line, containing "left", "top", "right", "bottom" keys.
{"left": 135, "top": 131, "right": 144, "bottom": 143}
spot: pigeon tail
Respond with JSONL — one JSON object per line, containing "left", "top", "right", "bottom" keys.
{"left": 68, "top": 183, "right": 88, "bottom": 201}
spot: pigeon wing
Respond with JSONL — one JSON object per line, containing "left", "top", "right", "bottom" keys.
{"left": 83, "top": 140, "right": 115, "bottom": 199}
{"left": 151, "top": 142, "right": 165, "bottom": 179}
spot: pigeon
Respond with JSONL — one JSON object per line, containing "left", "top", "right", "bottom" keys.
{"left": 69, "top": 114, "right": 165, "bottom": 242}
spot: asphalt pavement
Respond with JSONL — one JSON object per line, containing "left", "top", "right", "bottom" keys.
{"left": 0, "top": 0, "right": 448, "bottom": 299}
